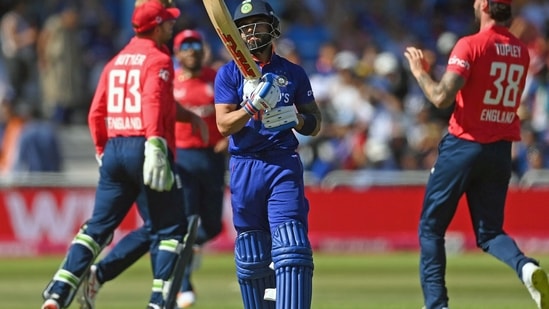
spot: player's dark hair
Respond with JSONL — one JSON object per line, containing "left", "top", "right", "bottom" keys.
{"left": 134, "top": 27, "right": 155, "bottom": 36}
{"left": 489, "top": 2, "right": 512, "bottom": 23}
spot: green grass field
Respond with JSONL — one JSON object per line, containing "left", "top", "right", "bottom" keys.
{"left": 1, "top": 252, "right": 546, "bottom": 309}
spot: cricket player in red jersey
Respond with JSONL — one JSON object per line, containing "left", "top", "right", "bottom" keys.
{"left": 41, "top": 2, "right": 188, "bottom": 309}
{"left": 80, "top": 29, "right": 224, "bottom": 309}
{"left": 404, "top": 0, "right": 549, "bottom": 308}
{"left": 172, "top": 28, "right": 227, "bottom": 308}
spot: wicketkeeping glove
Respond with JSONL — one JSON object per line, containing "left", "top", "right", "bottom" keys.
{"left": 242, "top": 73, "right": 281, "bottom": 116}
{"left": 262, "top": 106, "right": 298, "bottom": 131}
{"left": 143, "top": 136, "right": 174, "bottom": 191}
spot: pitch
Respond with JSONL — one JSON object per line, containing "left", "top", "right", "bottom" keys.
{"left": 1, "top": 252, "right": 546, "bottom": 308}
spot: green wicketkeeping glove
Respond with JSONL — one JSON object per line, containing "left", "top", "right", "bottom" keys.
{"left": 143, "top": 136, "right": 174, "bottom": 191}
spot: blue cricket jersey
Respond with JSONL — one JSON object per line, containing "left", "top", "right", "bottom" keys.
{"left": 214, "top": 54, "right": 315, "bottom": 156}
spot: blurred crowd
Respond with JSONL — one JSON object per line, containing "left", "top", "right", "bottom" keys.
{"left": 0, "top": 0, "right": 548, "bottom": 181}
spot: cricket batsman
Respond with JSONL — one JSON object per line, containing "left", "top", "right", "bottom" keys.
{"left": 214, "top": 1, "right": 322, "bottom": 308}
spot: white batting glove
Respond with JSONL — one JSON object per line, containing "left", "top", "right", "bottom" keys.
{"left": 242, "top": 73, "right": 281, "bottom": 116}
{"left": 143, "top": 136, "right": 174, "bottom": 191}
{"left": 262, "top": 106, "right": 298, "bottom": 131}
{"left": 242, "top": 78, "right": 260, "bottom": 101}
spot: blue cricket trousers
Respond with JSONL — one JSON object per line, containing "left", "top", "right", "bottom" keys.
{"left": 176, "top": 147, "right": 225, "bottom": 244}
{"left": 229, "top": 150, "right": 309, "bottom": 234}
{"left": 419, "top": 133, "right": 535, "bottom": 309}
{"left": 89, "top": 136, "right": 185, "bottom": 239}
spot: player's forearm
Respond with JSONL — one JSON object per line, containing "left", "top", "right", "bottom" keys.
{"left": 216, "top": 108, "right": 251, "bottom": 137}
{"left": 416, "top": 72, "right": 455, "bottom": 109}
{"left": 295, "top": 101, "right": 322, "bottom": 136}
{"left": 88, "top": 123, "right": 106, "bottom": 155}
{"left": 176, "top": 104, "right": 195, "bottom": 122}
{"left": 213, "top": 138, "right": 228, "bottom": 153}
{"left": 295, "top": 113, "right": 321, "bottom": 136}
{"left": 88, "top": 98, "right": 108, "bottom": 153}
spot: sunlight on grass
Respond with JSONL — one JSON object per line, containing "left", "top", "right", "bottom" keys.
{"left": 1, "top": 252, "right": 546, "bottom": 309}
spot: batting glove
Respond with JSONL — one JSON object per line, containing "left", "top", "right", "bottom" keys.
{"left": 143, "top": 136, "right": 174, "bottom": 191}
{"left": 262, "top": 106, "right": 298, "bottom": 131}
{"left": 242, "top": 73, "right": 281, "bottom": 116}
{"left": 242, "top": 78, "right": 259, "bottom": 101}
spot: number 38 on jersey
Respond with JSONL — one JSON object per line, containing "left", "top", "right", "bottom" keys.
{"left": 483, "top": 61, "right": 524, "bottom": 107}
{"left": 480, "top": 61, "right": 524, "bottom": 124}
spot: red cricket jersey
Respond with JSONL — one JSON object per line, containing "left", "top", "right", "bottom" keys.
{"left": 88, "top": 37, "right": 176, "bottom": 154}
{"left": 173, "top": 66, "right": 223, "bottom": 148}
{"left": 446, "top": 25, "right": 530, "bottom": 143}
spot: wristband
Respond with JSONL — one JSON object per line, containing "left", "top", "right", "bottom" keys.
{"left": 297, "top": 114, "right": 317, "bottom": 135}
{"left": 242, "top": 100, "right": 258, "bottom": 116}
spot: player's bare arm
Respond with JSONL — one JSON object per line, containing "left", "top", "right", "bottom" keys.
{"left": 295, "top": 101, "right": 322, "bottom": 136}
{"left": 213, "top": 137, "right": 229, "bottom": 153}
{"left": 417, "top": 71, "right": 464, "bottom": 109}
{"left": 215, "top": 103, "right": 251, "bottom": 137}
{"left": 404, "top": 46, "right": 465, "bottom": 109}
{"left": 175, "top": 104, "right": 193, "bottom": 122}
{"left": 176, "top": 105, "right": 209, "bottom": 144}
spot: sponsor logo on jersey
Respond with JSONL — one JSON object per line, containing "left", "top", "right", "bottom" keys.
{"left": 448, "top": 55, "right": 470, "bottom": 70}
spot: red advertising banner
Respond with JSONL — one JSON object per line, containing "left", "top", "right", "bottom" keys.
{"left": 306, "top": 187, "right": 549, "bottom": 253}
{"left": 0, "top": 188, "right": 142, "bottom": 256}
{"left": 0, "top": 186, "right": 548, "bottom": 257}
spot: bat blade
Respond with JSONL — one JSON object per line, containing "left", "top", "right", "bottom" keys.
{"left": 202, "top": 0, "right": 261, "bottom": 80}
{"left": 163, "top": 215, "right": 200, "bottom": 309}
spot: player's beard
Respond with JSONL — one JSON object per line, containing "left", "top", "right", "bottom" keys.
{"left": 245, "top": 33, "right": 272, "bottom": 53}
{"left": 473, "top": 2, "right": 481, "bottom": 26}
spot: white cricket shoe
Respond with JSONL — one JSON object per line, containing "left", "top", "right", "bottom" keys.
{"left": 177, "top": 291, "right": 196, "bottom": 308}
{"left": 78, "top": 264, "right": 102, "bottom": 309}
{"left": 522, "top": 262, "right": 549, "bottom": 309}
{"left": 41, "top": 298, "right": 60, "bottom": 309}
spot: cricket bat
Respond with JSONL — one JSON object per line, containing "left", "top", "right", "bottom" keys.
{"left": 164, "top": 215, "right": 200, "bottom": 309}
{"left": 202, "top": 0, "right": 261, "bottom": 80}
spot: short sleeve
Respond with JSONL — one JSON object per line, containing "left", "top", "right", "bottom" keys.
{"left": 446, "top": 38, "right": 473, "bottom": 80}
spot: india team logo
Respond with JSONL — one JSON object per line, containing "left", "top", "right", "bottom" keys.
{"left": 241, "top": 2, "right": 253, "bottom": 14}
{"left": 274, "top": 75, "right": 288, "bottom": 87}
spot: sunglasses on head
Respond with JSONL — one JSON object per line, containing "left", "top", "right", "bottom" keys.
{"left": 180, "top": 41, "right": 203, "bottom": 51}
